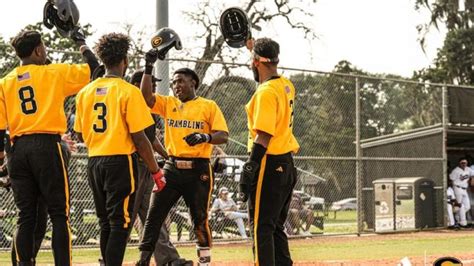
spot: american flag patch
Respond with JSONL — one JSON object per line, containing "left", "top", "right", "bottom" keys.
{"left": 96, "top": 87, "right": 107, "bottom": 95}
{"left": 17, "top": 72, "right": 30, "bottom": 81}
{"left": 285, "top": 86, "right": 291, "bottom": 94}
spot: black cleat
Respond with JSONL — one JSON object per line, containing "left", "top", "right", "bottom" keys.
{"left": 168, "top": 258, "right": 194, "bottom": 266}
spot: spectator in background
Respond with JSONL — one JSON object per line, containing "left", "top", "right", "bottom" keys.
{"left": 211, "top": 187, "right": 248, "bottom": 238}
{"left": 286, "top": 193, "right": 314, "bottom": 236}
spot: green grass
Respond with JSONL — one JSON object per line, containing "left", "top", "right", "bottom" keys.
{"left": 1, "top": 232, "right": 473, "bottom": 265}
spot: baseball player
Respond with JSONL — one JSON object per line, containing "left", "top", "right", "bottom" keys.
{"left": 129, "top": 69, "right": 192, "bottom": 266}
{"left": 449, "top": 157, "right": 474, "bottom": 227}
{"left": 240, "top": 38, "right": 300, "bottom": 266}
{"left": 136, "top": 51, "right": 229, "bottom": 265}
{"left": 0, "top": 28, "right": 97, "bottom": 265}
{"left": 447, "top": 179, "right": 462, "bottom": 229}
{"left": 8, "top": 134, "right": 75, "bottom": 266}
{"left": 74, "top": 33, "right": 163, "bottom": 266}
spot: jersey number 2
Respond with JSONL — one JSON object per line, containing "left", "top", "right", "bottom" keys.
{"left": 93, "top": 103, "right": 107, "bottom": 133}
{"left": 19, "top": 86, "right": 37, "bottom": 115}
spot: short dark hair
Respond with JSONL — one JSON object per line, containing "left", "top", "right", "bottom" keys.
{"left": 130, "top": 69, "right": 161, "bottom": 85}
{"left": 173, "top": 68, "right": 200, "bottom": 88}
{"left": 254, "top": 38, "right": 280, "bottom": 65}
{"left": 11, "top": 30, "right": 42, "bottom": 59}
{"left": 94, "top": 33, "right": 131, "bottom": 68}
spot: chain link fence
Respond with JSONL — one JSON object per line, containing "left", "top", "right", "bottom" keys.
{"left": 0, "top": 56, "right": 472, "bottom": 250}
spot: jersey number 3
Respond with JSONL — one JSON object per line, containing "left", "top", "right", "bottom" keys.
{"left": 19, "top": 86, "right": 38, "bottom": 115}
{"left": 93, "top": 103, "right": 107, "bottom": 133}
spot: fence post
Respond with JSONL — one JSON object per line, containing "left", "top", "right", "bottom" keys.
{"left": 355, "top": 77, "right": 363, "bottom": 235}
{"left": 442, "top": 85, "right": 448, "bottom": 227}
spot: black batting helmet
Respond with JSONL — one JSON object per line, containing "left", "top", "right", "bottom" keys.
{"left": 219, "top": 7, "right": 252, "bottom": 49}
{"left": 43, "top": 0, "right": 80, "bottom": 38}
{"left": 150, "top": 27, "right": 182, "bottom": 60}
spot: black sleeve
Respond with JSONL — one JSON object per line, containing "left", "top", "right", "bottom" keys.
{"left": 82, "top": 49, "right": 100, "bottom": 79}
{"left": 0, "top": 130, "right": 5, "bottom": 152}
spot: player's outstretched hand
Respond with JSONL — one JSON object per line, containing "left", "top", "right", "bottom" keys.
{"left": 152, "top": 169, "right": 166, "bottom": 193}
{"left": 145, "top": 49, "right": 159, "bottom": 66}
{"left": 183, "top": 133, "right": 211, "bottom": 146}
{"left": 70, "top": 26, "right": 86, "bottom": 46}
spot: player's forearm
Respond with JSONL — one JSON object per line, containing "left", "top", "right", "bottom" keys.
{"left": 254, "top": 130, "right": 272, "bottom": 148}
{"left": 132, "top": 131, "right": 159, "bottom": 173}
{"left": 209, "top": 131, "right": 228, "bottom": 145}
{"left": 140, "top": 74, "right": 156, "bottom": 108}
{"left": 80, "top": 46, "right": 99, "bottom": 77}
{"left": 152, "top": 137, "right": 168, "bottom": 159}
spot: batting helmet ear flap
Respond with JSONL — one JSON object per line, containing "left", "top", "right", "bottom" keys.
{"left": 219, "top": 7, "right": 252, "bottom": 48}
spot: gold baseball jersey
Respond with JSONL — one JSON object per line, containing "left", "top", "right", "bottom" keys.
{"left": 246, "top": 76, "right": 300, "bottom": 155}
{"left": 74, "top": 77, "right": 154, "bottom": 157}
{"left": 0, "top": 64, "right": 90, "bottom": 139}
{"left": 151, "top": 95, "right": 228, "bottom": 158}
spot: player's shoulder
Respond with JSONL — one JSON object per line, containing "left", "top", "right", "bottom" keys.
{"left": 1, "top": 67, "right": 20, "bottom": 82}
{"left": 196, "top": 96, "right": 220, "bottom": 108}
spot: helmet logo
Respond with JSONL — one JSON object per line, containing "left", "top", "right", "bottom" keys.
{"left": 151, "top": 36, "right": 163, "bottom": 48}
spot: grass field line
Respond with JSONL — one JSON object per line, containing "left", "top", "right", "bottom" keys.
{"left": 1, "top": 229, "right": 474, "bottom": 265}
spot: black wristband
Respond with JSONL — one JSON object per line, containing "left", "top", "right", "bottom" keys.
{"left": 207, "top": 134, "right": 213, "bottom": 143}
{"left": 249, "top": 142, "right": 267, "bottom": 164}
{"left": 145, "top": 64, "right": 154, "bottom": 75}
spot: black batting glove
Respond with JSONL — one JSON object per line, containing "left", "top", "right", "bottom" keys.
{"left": 239, "top": 160, "right": 258, "bottom": 202}
{"left": 239, "top": 142, "right": 267, "bottom": 202}
{"left": 145, "top": 49, "right": 159, "bottom": 66}
{"left": 183, "top": 132, "right": 211, "bottom": 146}
{"left": 70, "top": 26, "right": 86, "bottom": 46}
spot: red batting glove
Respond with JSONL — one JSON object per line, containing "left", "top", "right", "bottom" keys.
{"left": 152, "top": 169, "right": 166, "bottom": 193}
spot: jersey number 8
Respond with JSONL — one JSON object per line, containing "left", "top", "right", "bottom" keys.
{"left": 18, "top": 86, "right": 38, "bottom": 115}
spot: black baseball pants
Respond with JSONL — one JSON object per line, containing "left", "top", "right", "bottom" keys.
{"left": 8, "top": 134, "right": 72, "bottom": 266}
{"left": 87, "top": 153, "right": 138, "bottom": 266}
{"left": 249, "top": 152, "right": 297, "bottom": 266}
{"left": 131, "top": 159, "right": 181, "bottom": 265}
{"left": 139, "top": 158, "right": 213, "bottom": 261}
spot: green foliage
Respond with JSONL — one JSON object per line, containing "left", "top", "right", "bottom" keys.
{"left": 0, "top": 22, "right": 94, "bottom": 77}
{"left": 415, "top": 27, "right": 474, "bottom": 85}
{"left": 414, "top": 0, "right": 473, "bottom": 85}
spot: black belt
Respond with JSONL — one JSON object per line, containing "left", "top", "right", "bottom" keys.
{"left": 455, "top": 185, "right": 467, "bottom": 190}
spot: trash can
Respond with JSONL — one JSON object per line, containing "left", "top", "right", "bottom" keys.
{"left": 373, "top": 177, "right": 436, "bottom": 233}
{"left": 373, "top": 178, "right": 396, "bottom": 232}
{"left": 394, "top": 177, "right": 435, "bottom": 230}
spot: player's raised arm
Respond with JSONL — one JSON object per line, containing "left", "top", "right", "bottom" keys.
{"left": 141, "top": 28, "right": 182, "bottom": 108}
{"left": 141, "top": 49, "right": 158, "bottom": 108}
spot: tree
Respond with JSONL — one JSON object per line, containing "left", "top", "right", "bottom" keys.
{"left": 181, "top": 0, "right": 317, "bottom": 94}
{"left": 0, "top": 22, "right": 94, "bottom": 76}
{"left": 414, "top": 27, "right": 474, "bottom": 85}
{"left": 414, "top": 0, "right": 473, "bottom": 85}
